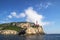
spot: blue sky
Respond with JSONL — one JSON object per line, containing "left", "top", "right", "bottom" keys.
{"left": 0, "top": 0, "right": 60, "bottom": 34}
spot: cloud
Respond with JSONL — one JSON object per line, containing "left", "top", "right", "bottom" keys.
{"left": 19, "top": 13, "right": 26, "bottom": 18}
{"left": 8, "top": 15, "right": 12, "bottom": 18}
{"left": 25, "top": 7, "right": 43, "bottom": 25}
{"left": 7, "top": 7, "right": 51, "bottom": 26}
{"left": 36, "top": 2, "right": 52, "bottom": 9}
{"left": 45, "top": 2, "right": 52, "bottom": 8}
{"left": 8, "top": 12, "right": 25, "bottom": 18}
{"left": 11, "top": 12, "right": 17, "bottom": 17}
{"left": 24, "top": 7, "right": 50, "bottom": 26}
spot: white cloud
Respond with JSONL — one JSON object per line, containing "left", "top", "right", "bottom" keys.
{"left": 36, "top": 2, "right": 52, "bottom": 9}
{"left": 24, "top": 7, "right": 50, "bottom": 26}
{"left": 7, "top": 7, "right": 51, "bottom": 26}
{"left": 25, "top": 7, "right": 43, "bottom": 24}
{"left": 8, "top": 12, "right": 25, "bottom": 18}
{"left": 11, "top": 12, "right": 17, "bottom": 17}
{"left": 45, "top": 2, "right": 52, "bottom": 8}
{"left": 19, "top": 13, "right": 26, "bottom": 18}
{"left": 8, "top": 15, "right": 12, "bottom": 18}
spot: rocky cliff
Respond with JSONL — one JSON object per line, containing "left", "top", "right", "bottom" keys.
{"left": 18, "top": 22, "right": 45, "bottom": 35}
{"left": 26, "top": 27, "right": 44, "bottom": 35}
{"left": 0, "top": 22, "right": 45, "bottom": 35}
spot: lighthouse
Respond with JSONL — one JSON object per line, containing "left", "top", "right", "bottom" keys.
{"left": 35, "top": 21, "right": 39, "bottom": 27}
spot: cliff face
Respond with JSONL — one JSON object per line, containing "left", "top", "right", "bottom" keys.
{"left": 17, "top": 22, "right": 45, "bottom": 35}
{"left": 26, "top": 27, "right": 44, "bottom": 35}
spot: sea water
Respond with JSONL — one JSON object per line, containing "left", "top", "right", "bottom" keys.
{"left": 0, "top": 34, "right": 60, "bottom": 40}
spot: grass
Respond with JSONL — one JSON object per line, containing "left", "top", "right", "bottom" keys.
{"left": 2, "top": 25, "right": 22, "bottom": 32}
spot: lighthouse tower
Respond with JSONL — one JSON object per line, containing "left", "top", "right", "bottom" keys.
{"left": 35, "top": 21, "right": 39, "bottom": 27}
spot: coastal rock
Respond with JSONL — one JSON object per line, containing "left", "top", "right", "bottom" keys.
{"left": 0, "top": 30, "right": 18, "bottom": 35}
{"left": 26, "top": 27, "right": 36, "bottom": 34}
{"left": 25, "top": 27, "right": 44, "bottom": 35}
{"left": 37, "top": 27, "right": 44, "bottom": 33}
{"left": 16, "top": 23, "right": 31, "bottom": 28}
{"left": 17, "top": 22, "right": 45, "bottom": 35}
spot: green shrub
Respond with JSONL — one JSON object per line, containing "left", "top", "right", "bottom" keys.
{"left": 2, "top": 25, "right": 22, "bottom": 32}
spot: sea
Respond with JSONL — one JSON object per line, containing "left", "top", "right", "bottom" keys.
{"left": 0, "top": 34, "right": 60, "bottom": 40}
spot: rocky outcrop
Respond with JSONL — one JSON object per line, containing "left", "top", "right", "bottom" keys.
{"left": 0, "top": 30, "right": 18, "bottom": 35}
{"left": 16, "top": 22, "right": 31, "bottom": 28}
{"left": 25, "top": 27, "right": 44, "bottom": 35}
{"left": 26, "top": 27, "right": 36, "bottom": 34}
{"left": 18, "top": 22, "right": 45, "bottom": 35}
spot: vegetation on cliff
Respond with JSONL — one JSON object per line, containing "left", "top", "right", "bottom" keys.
{"left": 0, "top": 23, "right": 22, "bottom": 32}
